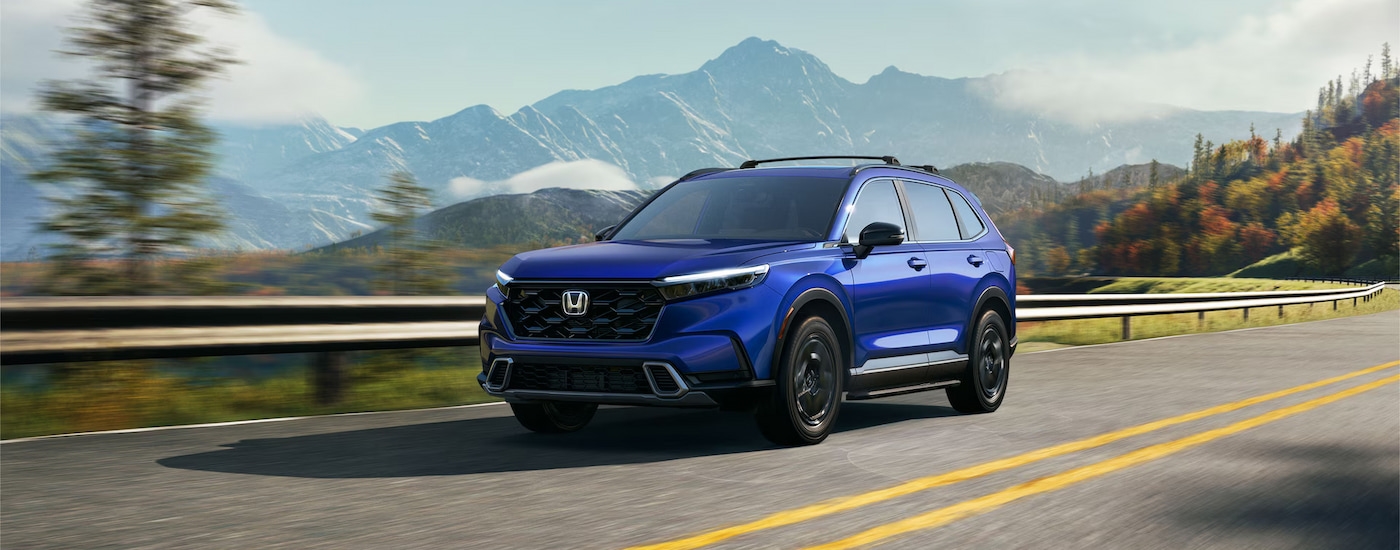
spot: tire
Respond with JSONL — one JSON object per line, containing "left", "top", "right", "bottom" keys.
{"left": 510, "top": 401, "right": 598, "bottom": 433}
{"left": 947, "top": 309, "right": 1010, "bottom": 414}
{"left": 756, "top": 315, "right": 844, "bottom": 446}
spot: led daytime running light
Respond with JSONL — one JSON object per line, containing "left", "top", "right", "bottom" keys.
{"left": 654, "top": 265, "right": 769, "bottom": 300}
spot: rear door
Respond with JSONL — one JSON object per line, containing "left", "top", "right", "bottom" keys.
{"left": 901, "top": 180, "right": 991, "bottom": 374}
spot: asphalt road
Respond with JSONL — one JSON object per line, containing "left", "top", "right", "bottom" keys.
{"left": 3, "top": 311, "right": 1397, "bottom": 549}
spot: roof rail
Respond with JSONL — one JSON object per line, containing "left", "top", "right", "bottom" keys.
{"left": 676, "top": 167, "right": 731, "bottom": 182}
{"left": 738, "top": 155, "right": 900, "bottom": 169}
{"left": 850, "top": 163, "right": 944, "bottom": 178}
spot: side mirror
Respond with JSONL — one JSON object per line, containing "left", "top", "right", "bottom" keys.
{"left": 594, "top": 225, "right": 616, "bottom": 242}
{"left": 853, "top": 221, "right": 904, "bottom": 259}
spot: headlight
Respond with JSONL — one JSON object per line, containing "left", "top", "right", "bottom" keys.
{"left": 495, "top": 269, "right": 513, "bottom": 289}
{"left": 653, "top": 265, "right": 770, "bottom": 300}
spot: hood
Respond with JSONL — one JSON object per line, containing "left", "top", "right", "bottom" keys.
{"left": 500, "top": 239, "right": 812, "bottom": 281}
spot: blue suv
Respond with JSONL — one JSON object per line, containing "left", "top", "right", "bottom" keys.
{"left": 479, "top": 156, "right": 1016, "bottom": 445}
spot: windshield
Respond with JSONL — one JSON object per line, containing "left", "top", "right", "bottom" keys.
{"left": 610, "top": 176, "right": 849, "bottom": 241}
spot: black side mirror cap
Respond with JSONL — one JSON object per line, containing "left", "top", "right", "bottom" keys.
{"left": 594, "top": 225, "right": 616, "bottom": 242}
{"left": 854, "top": 221, "right": 905, "bottom": 258}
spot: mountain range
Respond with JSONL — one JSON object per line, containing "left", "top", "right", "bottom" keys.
{"left": 0, "top": 37, "right": 1298, "bottom": 258}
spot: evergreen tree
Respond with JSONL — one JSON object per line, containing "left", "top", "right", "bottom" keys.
{"left": 1148, "top": 159, "right": 1160, "bottom": 189}
{"left": 371, "top": 171, "right": 456, "bottom": 295}
{"left": 1382, "top": 43, "right": 1394, "bottom": 80}
{"left": 32, "top": 0, "right": 239, "bottom": 294}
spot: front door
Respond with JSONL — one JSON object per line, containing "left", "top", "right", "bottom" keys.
{"left": 843, "top": 179, "right": 937, "bottom": 378}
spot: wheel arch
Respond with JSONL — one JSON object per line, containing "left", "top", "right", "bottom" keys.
{"left": 774, "top": 284, "right": 854, "bottom": 378}
{"left": 971, "top": 283, "right": 1014, "bottom": 344}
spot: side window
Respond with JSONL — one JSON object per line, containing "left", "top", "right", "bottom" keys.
{"left": 901, "top": 182, "right": 961, "bottom": 241}
{"left": 946, "top": 189, "right": 987, "bottom": 239}
{"left": 843, "top": 180, "right": 907, "bottom": 243}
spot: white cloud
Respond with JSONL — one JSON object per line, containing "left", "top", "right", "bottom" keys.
{"left": 447, "top": 160, "right": 642, "bottom": 200}
{"left": 0, "top": 0, "right": 364, "bottom": 123}
{"left": 448, "top": 176, "right": 488, "bottom": 198}
{"left": 979, "top": 0, "right": 1400, "bottom": 125}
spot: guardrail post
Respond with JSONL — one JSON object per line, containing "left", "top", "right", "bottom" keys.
{"left": 1121, "top": 316, "right": 1131, "bottom": 340}
{"left": 1242, "top": 308, "right": 1249, "bottom": 321}
{"left": 313, "top": 351, "right": 348, "bottom": 405}
{"left": 1333, "top": 300, "right": 1338, "bottom": 311}
{"left": 1197, "top": 311, "right": 1205, "bottom": 328}
{"left": 1353, "top": 297, "right": 1358, "bottom": 308}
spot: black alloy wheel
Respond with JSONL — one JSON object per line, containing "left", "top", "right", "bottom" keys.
{"left": 756, "top": 315, "right": 844, "bottom": 445}
{"left": 947, "top": 310, "right": 1009, "bottom": 414}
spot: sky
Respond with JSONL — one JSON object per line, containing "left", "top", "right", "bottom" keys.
{"left": 3, "top": 0, "right": 1398, "bottom": 129}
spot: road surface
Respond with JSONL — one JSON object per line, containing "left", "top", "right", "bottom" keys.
{"left": 3, "top": 311, "right": 1397, "bottom": 549}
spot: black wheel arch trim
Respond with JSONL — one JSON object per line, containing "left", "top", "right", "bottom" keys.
{"left": 775, "top": 287, "right": 855, "bottom": 377}
{"left": 971, "top": 285, "right": 1014, "bottom": 344}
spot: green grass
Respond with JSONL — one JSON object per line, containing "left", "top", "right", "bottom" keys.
{"left": 1085, "top": 276, "right": 1348, "bottom": 294}
{"left": 1019, "top": 287, "right": 1398, "bottom": 347}
{"left": 1, "top": 349, "right": 497, "bottom": 440}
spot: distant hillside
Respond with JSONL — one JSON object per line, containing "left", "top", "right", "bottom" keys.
{"left": 320, "top": 160, "right": 1161, "bottom": 252}
{"left": 318, "top": 187, "right": 651, "bottom": 252}
{"left": 939, "top": 162, "right": 1068, "bottom": 213}
{"left": 1070, "top": 162, "right": 1189, "bottom": 191}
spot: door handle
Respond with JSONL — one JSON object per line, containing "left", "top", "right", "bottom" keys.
{"left": 907, "top": 257, "right": 927, "bottom": 271}
{"left": 967, "top": 255, "right": 984, "bottom": 267}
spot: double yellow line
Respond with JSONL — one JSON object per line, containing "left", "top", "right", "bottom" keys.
{"left": 630, "top": 360, "right": 1400, "bottom": 550}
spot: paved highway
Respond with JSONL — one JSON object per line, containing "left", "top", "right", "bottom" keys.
{"left": 3, "top": 311, "right": 1397, "bottom": 549}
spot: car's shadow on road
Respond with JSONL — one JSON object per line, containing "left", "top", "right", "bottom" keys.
{"left": 157, "top": 401, "right": 958, "bottom": 478}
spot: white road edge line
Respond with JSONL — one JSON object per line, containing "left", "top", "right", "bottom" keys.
{"left": 0, "top": 401, "right": 507, "bottom": 444}
{"left": 5, "top": 309, "right": 1393, "bottom": 444}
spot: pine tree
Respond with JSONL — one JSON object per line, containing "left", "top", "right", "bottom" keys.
{"left": 370, "top": 171, "right": 456, "bottom": 295}
{"left": 1382, "top": 43, "right": 1393, "bottom": 80}
{"left": 1148, "top": 159, "right": 1161, "bottom": 189}
{"left": 32, "top": 0, "right": 239, "bottom": 294}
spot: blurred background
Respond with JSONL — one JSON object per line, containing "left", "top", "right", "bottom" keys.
{"left": 0, "top": 0, "right": 1397, "bottom": 439}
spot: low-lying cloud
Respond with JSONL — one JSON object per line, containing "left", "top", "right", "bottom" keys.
{"left": 448, "top": 159, "right": 644, "bottom": 199}
{"left": 977, "top": 0, "right": 1400, "bottom": 125}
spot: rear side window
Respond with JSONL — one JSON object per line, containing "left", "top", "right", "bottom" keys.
{"left": 901, "top": 182, "right": 961, "bottom": 241}
{"left": 946, "top": 189, "right": 987, "bottom": 239}
{"left": 844, "top": 180, "right": 907, "bottom": 242}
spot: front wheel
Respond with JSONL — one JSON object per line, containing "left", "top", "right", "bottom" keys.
{"left": 756, "top": 316, "right": 844, "bottom": 446}
{"left": 510, "top": 401, "right": 598, "bottom": 433}
{"left": 946, "top": 310, "right": 1009, "bottom": 414}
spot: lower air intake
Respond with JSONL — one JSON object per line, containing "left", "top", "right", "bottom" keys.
{"left": 644, "top": 362, "right": 685, "bottom": 397}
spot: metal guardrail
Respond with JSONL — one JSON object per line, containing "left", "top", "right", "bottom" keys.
{"left": 0, "top": 282, "right": 1387, "bottom": 365}
{"left": 1020, "top": 282, "right": 1386, "bottom": 339}
{"left": 1, "top": 296, "right": 485, "bottom": 366}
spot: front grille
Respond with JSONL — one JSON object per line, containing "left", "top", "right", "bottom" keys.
{"left": 503, "top": 284, "right": 665, "bottom": 341}
{"left": 507, "top": 364, "right": 652, "bottom": 394}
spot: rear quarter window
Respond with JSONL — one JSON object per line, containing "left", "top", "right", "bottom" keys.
{"left": 946, "top": 189, "right": 987, "bottom": 239}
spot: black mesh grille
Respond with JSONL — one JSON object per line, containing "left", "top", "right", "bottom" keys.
{"left": 507, "top": 364, "right": 651, "bottom": 394}
{"left": 503, "top": 284, "right": 665, "bottom": 341}
{"left": 647, "top": 364, "right": 680, "bottom": 394}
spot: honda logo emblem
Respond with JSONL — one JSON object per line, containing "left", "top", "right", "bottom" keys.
{"left": 561, "top": 290, "right": 590, "bottom": 316}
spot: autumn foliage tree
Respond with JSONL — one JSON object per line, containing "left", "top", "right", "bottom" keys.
{"left": 1081, "top": 47, "right": 1399, "bottom": 277}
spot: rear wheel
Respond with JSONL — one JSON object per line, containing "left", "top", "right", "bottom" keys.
{"left": 947, "top": 310, "right": 1009, "bottom": 414}
{"left": 756, "top": 316, "right": 844, "bottom": 446}
{"left": 510, "top": 401, "right": 598, "bottom": 433}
